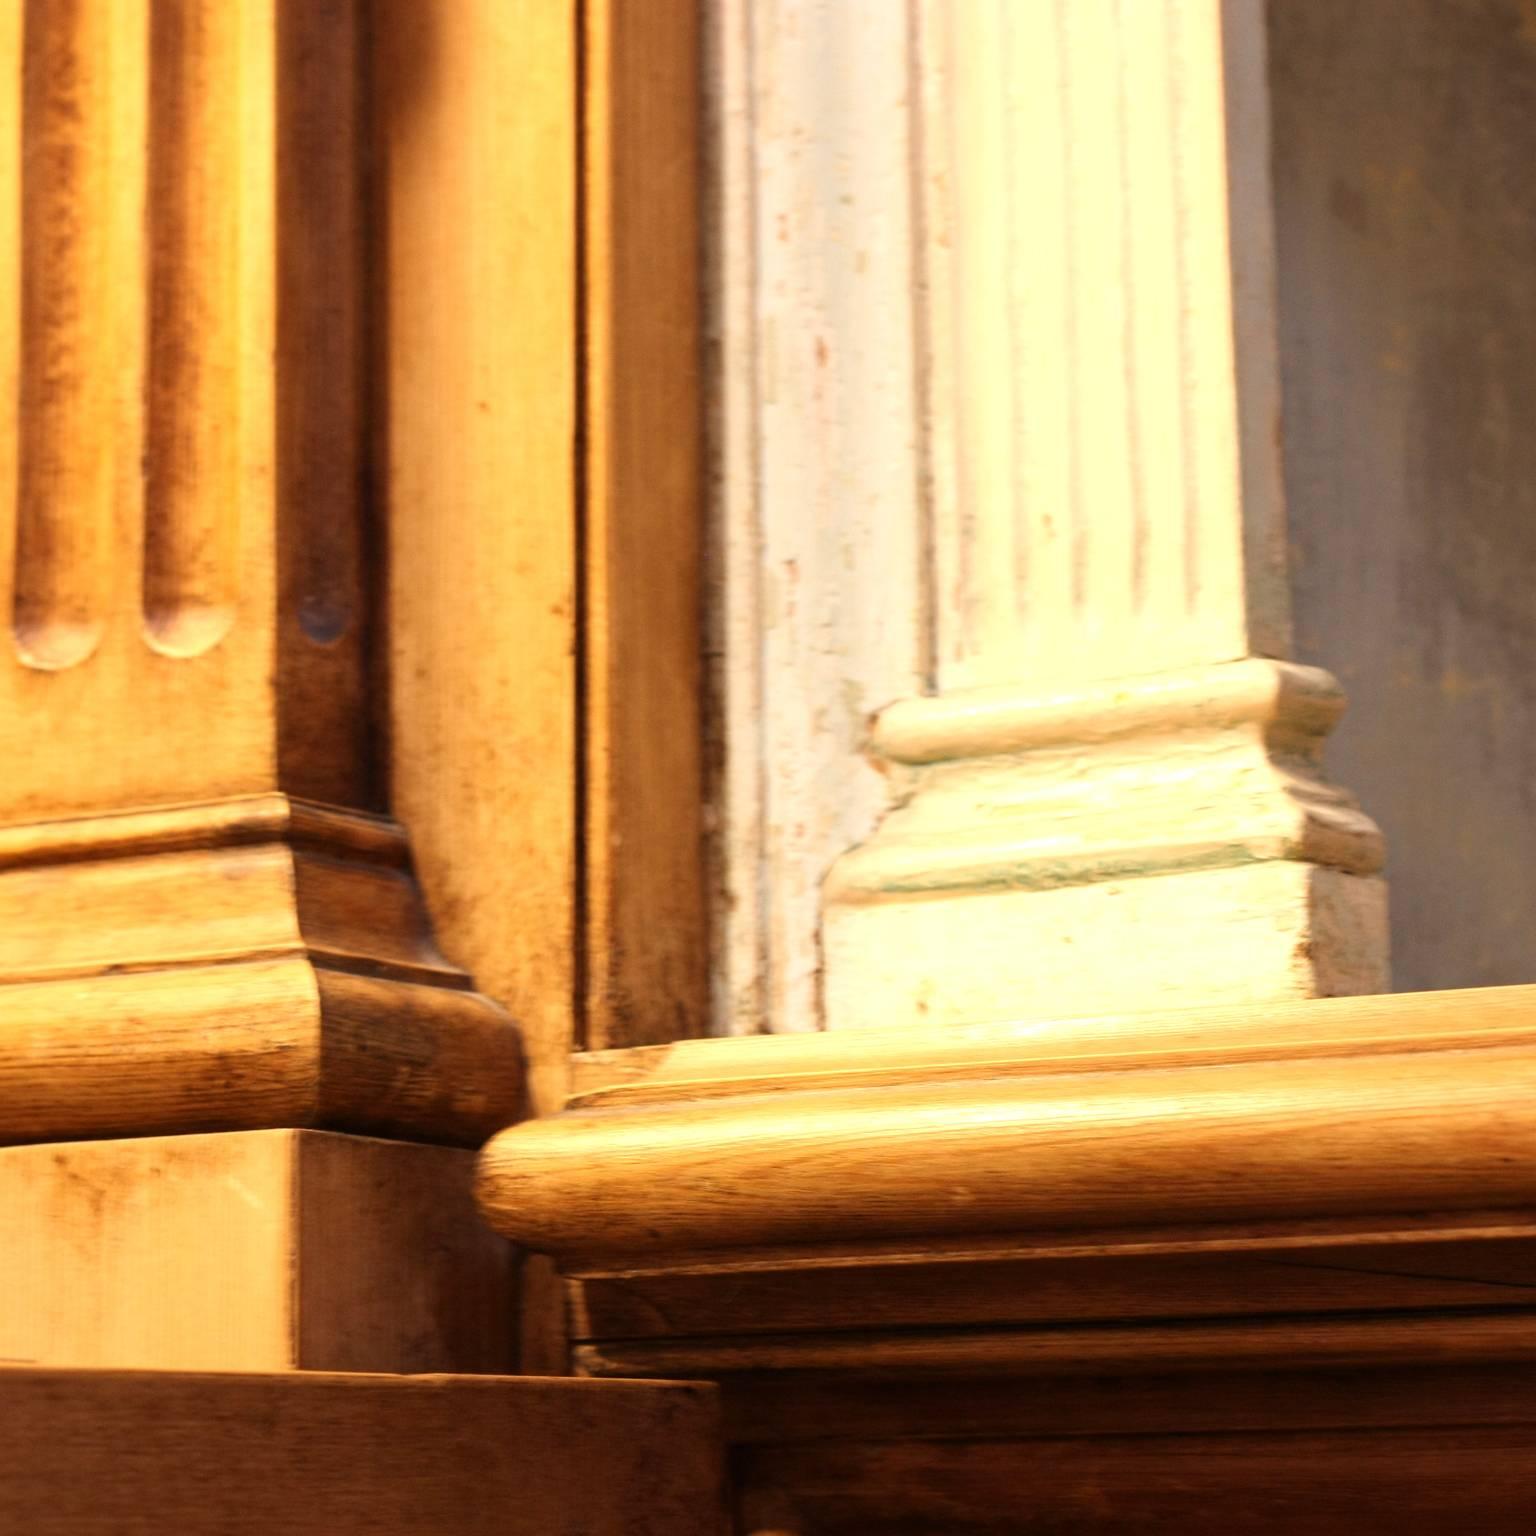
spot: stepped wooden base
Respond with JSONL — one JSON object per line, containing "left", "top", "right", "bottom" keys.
{"left": 481, "top": 983, "right": 1536, "bottom": 1533}
{"left": 0, "top": 795, "right": 522, "bottom": 1146}
{"left": 0, "top": 1367, "right": 723, "bottom": 1535}
{"left": 0, "top": 1129, "right": 515, "bottom": 1374}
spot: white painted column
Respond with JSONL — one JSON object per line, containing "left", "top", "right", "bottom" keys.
{"left": 705, "top": 0, "right": 927, "bottom": 1035}
{"left": 820, "top": 0, "right": 1387, "bottom": 1030}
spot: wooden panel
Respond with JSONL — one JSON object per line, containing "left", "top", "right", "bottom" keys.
{"left": 719, "top": 1360, "right": 1536, "bottom": 1448}
{"left": 568, "top": 982, "right": 1536, "bottom": 1108}
{"left": 0, "top": 1131, "right": 514, "bottom": 1374}
{"left": 0, "top": 1367, "right": 724, "bottom": 1536}
{"left": 374, "top": 0, "right": 578, "bottom": 1118}
{"left": 570, "top": 1221, "right": 1536, "bottom": 1343}
{"left": 742, "top": 1426, "right": 1536, "bottom": 1534}
{"left": 582, "top": 0, "right": 706, "bottom": 1051}
{"left": 580, "top": 1307, "right": 1536, "bottom": 1382}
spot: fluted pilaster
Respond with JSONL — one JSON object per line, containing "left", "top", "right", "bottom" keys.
{"left": 823, "top": 0, "right": 1387, "bottom": 1030}
{"left": 0, "top": 0, "right": 520, "bottom": 1145}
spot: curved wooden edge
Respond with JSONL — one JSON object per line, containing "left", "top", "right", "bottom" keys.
{"left": 478, "top": 983, "right": 1536, "bottom": 1256}
{"left": 0, "top": 956, "right": 522, "bottom": 1148}
{"left": 0, "top": 795, "right": 524, "bottom": 1146}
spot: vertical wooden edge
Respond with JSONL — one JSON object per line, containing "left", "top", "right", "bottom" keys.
{"left": 582, "top": 0, "right": 708, "bottom": 1051}
{"left": 373, "top": 0, "right": 578, "bottom": 1117}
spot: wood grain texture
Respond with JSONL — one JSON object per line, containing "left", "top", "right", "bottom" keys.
{"left": 582, "top": 0, "right": 707, "bottom": 1051}
{"left": 374, "top": 0, "right": 577, "bottom": 1120}
{"left": 581, "top": 1307, "right": 1536, "bottom": 1382}
{"left": 570, "top": 980, "right": 1536, "bottom": 1109}
{"left": 0, "top": 797, "right": 521, "bottom": 1146}
{"left": 481, "top": 983, "right": 1536, "bottom": 1257}
{"left": 719, "top": 1358, "right": 1536, "bottom": 1449}
{"left": 0, "top": 1366, "right": 724, "bottom": 1535}
{"left": 741, "top": 1426, "right": 1536, "bottom": 1534}
{"left": 0, "top": 1130, "right": 514, "bottom": 1373}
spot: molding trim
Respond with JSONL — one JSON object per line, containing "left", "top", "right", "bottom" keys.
{"left": 0, "top": 794, "right": 523, "bottom": 1146}
{"left": 482, "top": 984, "right": 1536, "bottom": 1529}
{"left": 820, "top": 658, "right": 1388, "bottom": 1028}
{"left": 827, "top": 660, "right": 1383, "bottom": 901}
{"left": 480, "top": 984, "right": 1536, "bottom": 1259}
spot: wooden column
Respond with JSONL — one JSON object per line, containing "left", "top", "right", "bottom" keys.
{"left": 0, "top": 0, "right": 521, "bottom": 1372}
{"left": 821, "top": 0, "right": 1388, "bottom": 1030}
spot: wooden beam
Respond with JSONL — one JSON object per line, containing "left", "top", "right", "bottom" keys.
{"left": 0, "top": 1130, "right": 514, "bottom": 1374}
{"left": 373, "top": 0, "right": 580, "bottom": 1119}
{"left": 0, "top": 1367, "right": 723, "bottom": 1536}
{"left": 478, "top": 982, "right": 1536, "bottom": 1257}
{"left": 581, "top": 0, "right": 707, "bottom": 1052}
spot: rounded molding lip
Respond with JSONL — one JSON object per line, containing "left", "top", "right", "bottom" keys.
{"left": 476, "top": 990, "right": 1536, "bottom": 1260}
{"left": 870, "top": 658, "right": 1347, "bottom": 766}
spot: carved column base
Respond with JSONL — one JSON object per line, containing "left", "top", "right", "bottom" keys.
{"left": 0, "top": 794, "right": 522, "bottom": 1146}
{"left": 823, "top": 660, "right": 1387, "bottom": 1030}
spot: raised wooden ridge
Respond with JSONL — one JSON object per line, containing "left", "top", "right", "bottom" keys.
{"left": 0, "top": 793, "right": 413, "bottom": 871}
{"left": 481, "top": 983, "right": 1536, "bottom": 1256}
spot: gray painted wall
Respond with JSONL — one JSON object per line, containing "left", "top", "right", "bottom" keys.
{"left": 1271, "top": 0, "right": 1536, "bottom": 991}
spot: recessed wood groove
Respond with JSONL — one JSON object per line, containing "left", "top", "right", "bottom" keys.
{"left": 142, "top": 0, "right": 239, "bottom": 659}
{"left": 13, "top": 0, "right": 143, "bottom": 671}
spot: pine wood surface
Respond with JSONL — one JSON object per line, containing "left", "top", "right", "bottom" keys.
{"left": 0, "top": 1130, "right": 514, "bottom": 1374}
{"left": 582, "top": 0, "right": 707, "bottom": 1053}
{"left": 480, "top": 982, "right": 1536, "bottom": 1257}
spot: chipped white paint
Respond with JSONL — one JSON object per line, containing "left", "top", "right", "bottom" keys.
{"left": 704, "top": 0, "right": 926, "bottom": 1035}
{"left": 709, "top": 0, "right": 1388, "bottom": 1035}
{"left": 824, "top": 658, "right": 1388, "bottom": 1029}
{"left": 822, "top": 0, "right": 1389, "bottom": 1028}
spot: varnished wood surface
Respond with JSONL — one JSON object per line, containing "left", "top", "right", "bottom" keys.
{"left": 0, "top": 1130, "right": 514, "bottom": 1374}
{"left": 580, "top": 1306, "right": 1536, "bottom": 1382}
{"left": 374, "top": 0, "right": 579, "bottom": 1122}
{"left": 503, "top": 989, "right": 1536, "bottom": 1530}
{"left": 0, "top": 797, "right": 521, "bottom": 1146}
{"left": 0, "top": 0, "right": 377, "bottom": 820}
{"left": 480, "top": 984, "right": 1536, "bottom": 1256}
{"left": 0, "top": 1367, "right": 724, "bottom": 1535}
{"left": 581, "top": 0, "right": 707, "bottom": 1052}
{"left": 741, "top": 1425, "right": 1536, "bottom": 1534}
{"left": 571, "top": 1214, "right": 1536, "bottom": 1343}
{"left": 569, "top": 982, "right": 1536, "bottom": 1107}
